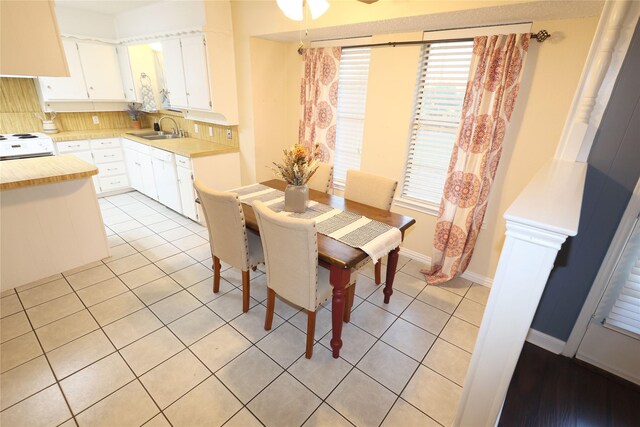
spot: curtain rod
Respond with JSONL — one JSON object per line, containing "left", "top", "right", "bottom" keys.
{"left": 298, "top": 30, "right": 550, "bottom": 54}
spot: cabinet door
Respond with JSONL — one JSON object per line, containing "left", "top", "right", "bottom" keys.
{"left": 181, "top": 35, "right": 211, "bottom": 110}
{"left": 177, "top": 166, "right": 198, "bottom": 221}
{"left": 117, "top": 46, "right": 138, "bottom": 102}
{"left": 38, "top": 40, "right": 88, "bottom": 101}
{"left": 123, "top": 148, "right": 143, "bottom": 192}
{"left": 152, "top": 158, "right": 181, "bottom": 213}
{"left": 139, "top": 153, "right": 158, "bottom": 200}
{"left": 161, "top": 39, "right": 188, "bottom": 108}
{"left": 77, "top": 42, "right": 125, "bottom": 101}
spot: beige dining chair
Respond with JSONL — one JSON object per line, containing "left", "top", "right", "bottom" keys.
{"left": 253, "top": 200, "right": 357, "bottom": 359}
{"left": 307, "top": 163, "right": 333, "bottom": 193}
{"left": 194, "top": 180, "right": 264, "bottom": 313}
{"left": 344, "top": 169, "right": 398, "bottom": 285}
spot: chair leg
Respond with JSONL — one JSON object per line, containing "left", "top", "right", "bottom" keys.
{"left": 265, "top": 288, "right": 275, "bottom": 330}
{"left": 242, "top": 270, "right": 250, "bottom": 313}
{"left": 343, "top": 284, "right": 356, "bottom": 323}
{"left": 374, "top": 261, "right": 383, "bottom": 285}
{"left": 306, "top": 310, "right": 316, "bottom": 359}
{"left": 213, "top": 256, "right": 221, "bottom": 293}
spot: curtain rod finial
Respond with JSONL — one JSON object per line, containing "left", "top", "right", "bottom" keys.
{"left": 531, "top": 30, "right": 550, "bottom": 43}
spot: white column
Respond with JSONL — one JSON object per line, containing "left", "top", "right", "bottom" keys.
{"left": 454, "top": 160, "right": 587, "bottom": 426}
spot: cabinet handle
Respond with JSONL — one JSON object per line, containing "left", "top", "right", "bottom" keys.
{"left": 186, "top": 92, "right": 190, "bottom": 96}
{"left": 104, "top": 154, "right": 115, "bottom": 157}
{"left": 89, "top": 86, "right": 94, "bottom": 90}
{"left": 47, "top": 85, "right": 52, "bottom": 89}
{"left": 101, "top": 142, "right": 109, "bottom": 145}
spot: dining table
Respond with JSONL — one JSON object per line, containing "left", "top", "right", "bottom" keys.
{"left": 241, "top": 179, "right": 416, "bottom": 358}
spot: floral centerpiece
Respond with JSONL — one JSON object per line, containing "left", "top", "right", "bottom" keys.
{"left": 272, "top": 143, "right": 320, "bottom": 212}
{"left": 127, "top": 103, "right": 144, "bottom": 129}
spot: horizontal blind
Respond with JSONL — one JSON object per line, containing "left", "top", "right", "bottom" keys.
{"left": 605, "top": 219, "right": 640, "bottom": 337}
{"left": 401, "top": 40, "right": 473, "bottom": 206}
{"left": 333, "top": 47, "right": 371, "bottom": 190}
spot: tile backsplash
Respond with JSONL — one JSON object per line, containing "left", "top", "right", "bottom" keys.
{"left": 0, "top": 78, "right": 238, "bottom": 148}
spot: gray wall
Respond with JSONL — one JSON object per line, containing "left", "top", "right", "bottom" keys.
{"left": 531, "top": 19, "right": 640, "bottom": 341}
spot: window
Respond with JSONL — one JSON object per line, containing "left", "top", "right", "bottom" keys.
{"left": 333, "top": 47, "right": 371, "bottom": 190}
{"left": 398, "top": 39, "right": 474, "bottom": 212}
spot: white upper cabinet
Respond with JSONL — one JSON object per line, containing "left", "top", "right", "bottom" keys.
{"left": 78, "top": 42, "right": 125, "bottom": 101}
{"left": 161, "top": 36, "right": 211, "bottom": 111}
{"left": 117, "top": 46, "right": 137, "bottom": 102}
{"left": 38, "top": 39, "right": 87, "bottom": 101}
{"left": 181, "top": 36, "right": 211, "bottom": 110}
{"left": 37, "top": 40, "right": 126, "bottom": 102}
{"left": 161, "top": 39, "right": 188, "bottom": 108}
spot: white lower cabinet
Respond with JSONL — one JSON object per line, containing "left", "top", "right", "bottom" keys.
{"left": 176, "top": 159, "right": 198, "bottom": 222}
{"left": 150, "top": 147, "right": 181, "bottom": 213}
{"left": 56, "top": 138, "right": 129, "bottom": 194}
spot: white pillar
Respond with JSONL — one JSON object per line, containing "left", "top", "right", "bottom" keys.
{"left": 454, "top": 160, "right": 587, "bottom": 426}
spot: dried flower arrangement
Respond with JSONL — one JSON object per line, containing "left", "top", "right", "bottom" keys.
{"left": 272, "top": 143, "right": 321, "bottom": 186}
{"left": 127, "top": 103, "right": 144, "bottom": 121}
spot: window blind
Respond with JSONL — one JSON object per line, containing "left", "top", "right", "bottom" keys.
{"left": 605, "top": 218, "right": 640, "bottom": 337}
{"left": 400, "top": 40, "right": 473, "bottom": 207}
{"left": 333, "top": 47, "right": 371, "bottom": 190}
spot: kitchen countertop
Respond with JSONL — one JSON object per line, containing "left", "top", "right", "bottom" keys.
{"left": 51, "top": 128, "right": 239, "bottom": 158}
{"left": 1, "top": 155, "right": 98, "bottom": 190}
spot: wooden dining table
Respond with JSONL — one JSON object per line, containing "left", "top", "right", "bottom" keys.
{"left": 241, "top": 180, "right": 416, "bottom": 358}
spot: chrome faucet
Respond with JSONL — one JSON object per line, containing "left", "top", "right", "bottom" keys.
{"left": 158, "top": 116, "right": 184, "bottom": 137}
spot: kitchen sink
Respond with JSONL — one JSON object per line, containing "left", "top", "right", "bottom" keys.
{"left": 127, "top": 131, "right": 182, "bottom": 140}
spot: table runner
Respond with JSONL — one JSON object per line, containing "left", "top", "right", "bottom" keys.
{"left": 234, "top": 184, "right": 401, "bottom": 263}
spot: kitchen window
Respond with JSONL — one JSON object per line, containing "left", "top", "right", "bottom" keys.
{"left": 333, "top": 46, "right": 372, "bottom": 190}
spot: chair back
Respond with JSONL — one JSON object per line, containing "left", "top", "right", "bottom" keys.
{"left": 194, "top": 180, "right": 249, "bottom": 270}
{"left": 253, "top": 200, "right": 319, "bottom": 311}
{"left": 344, "top": 170, "right": 398, "bottom": 210}
{"left": 307, "top": 163, "right": 333, "bottom": 193}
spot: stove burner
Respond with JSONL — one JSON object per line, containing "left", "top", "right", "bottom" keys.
{"left": 13, "top": 134, "right": 33, "bottom": 137}
{"left": 0, "top": 136, "right": 6, "bottom": 140}
{"left": 13, "top": 134, "right": 37, "bottom": 139}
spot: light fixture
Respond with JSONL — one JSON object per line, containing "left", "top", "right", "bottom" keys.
{"left": 276, "top": 0, "right": 329, "bottom": 21}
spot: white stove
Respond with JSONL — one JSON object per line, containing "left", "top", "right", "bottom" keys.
{"left": 0, "top": 133, "right": 55, "bottom": 161}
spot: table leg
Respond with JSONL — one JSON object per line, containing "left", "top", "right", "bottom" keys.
{"left": 329, "top": 266, "right": 351, "bottom": 359}
{"left": 384, "top": 247, "right": 400, "bottom": 304}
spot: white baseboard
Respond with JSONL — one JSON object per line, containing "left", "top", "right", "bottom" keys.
{"left": 399, "top": 247, "right": 493, "bottom": 288}
{"left": 526, "top": 329, "right": 566, "bottom": 354}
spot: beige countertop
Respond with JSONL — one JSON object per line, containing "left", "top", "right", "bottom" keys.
{"left": 51, "top": 128, "right": 239, "bottom": 158}
{"left": 1, "top": 155, "right": 98, "bottom": 190}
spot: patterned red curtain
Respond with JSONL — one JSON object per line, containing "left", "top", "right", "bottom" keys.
{"left": 423, "top": 33, "right": 531, "bottom": 284}
{"left": 298, "top": 47, "right": 341, "bottom": 163}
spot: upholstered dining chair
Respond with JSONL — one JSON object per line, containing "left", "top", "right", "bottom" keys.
{"left": 344, "top": 170, "right": 398, "bottom": 285}
{"left": 194, "top": 180, "right": 264, "bottom": 313}
{"left": 307, "top": 163, "right": 333, "bottom": 193}
{"left": 253, "top": 200, "right": 357, "bottom": 359}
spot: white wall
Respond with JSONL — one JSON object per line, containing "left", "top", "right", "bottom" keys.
{"left": 55, "top": 6, "right": 117, "bottom": 39}
{"left": 114, "top": 1, "right": 206, "bottom": 40}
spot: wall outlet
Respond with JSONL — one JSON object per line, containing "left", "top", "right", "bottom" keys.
{"left": 194, "top": 123, "right": 199, "bottom": 133}
{"left": 92, "top": 115, "right": 99, "bottom": 125}
{"left": 226, "top": 128, "right": 232, "bottom": 139}
{"left": 208, "top": 127, "right": 213, "bottom": 137}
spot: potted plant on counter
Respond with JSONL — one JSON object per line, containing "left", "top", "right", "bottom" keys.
{"left": 127, "top": 103, "right": 144, "bottom": 129}
{"left": 271, "top": 143, "right": 320, "bottom": 213}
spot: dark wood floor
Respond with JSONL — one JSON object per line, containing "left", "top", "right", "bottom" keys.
{"left": 500, "top": 343, "right": 640, "bottom": 427}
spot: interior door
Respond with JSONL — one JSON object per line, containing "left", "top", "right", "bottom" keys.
{"left": 577, "top": 192, "right": 640, "bottom": 385}
{"left": 78, "top": 42, "right": 125, "bottom": 101}
{"left": 181, "top": 35, "right": 211, "bottom": 110}
{"left": 38, "top": 40, "right": 88, "bottom": 101}
{"left": 161, "top": 39, "right": 188, "bottom": 108}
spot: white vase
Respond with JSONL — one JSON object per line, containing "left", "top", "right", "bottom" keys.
{"left": 284, "top": 184, "right": 308, "bottom": 213}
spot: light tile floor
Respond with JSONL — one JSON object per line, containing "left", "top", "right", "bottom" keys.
{"left": 0, "top": 191, "right": 488, "bottom": 427}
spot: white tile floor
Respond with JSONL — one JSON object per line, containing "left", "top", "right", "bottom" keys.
{"left": 0, "top": 191, "right": 488, "bottom": 427}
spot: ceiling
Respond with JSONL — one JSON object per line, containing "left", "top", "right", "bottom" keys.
{"left": 261, "top": 0, "right": 605, "bottom": 43}
{"left": 55, "top": 0, "right": 162, "bottom": 15}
